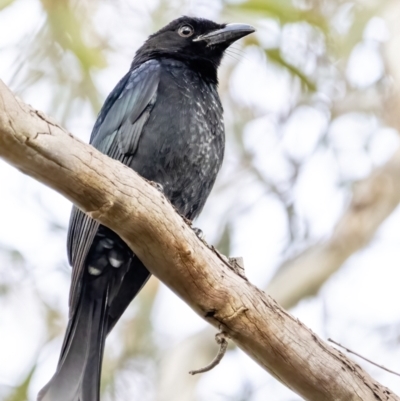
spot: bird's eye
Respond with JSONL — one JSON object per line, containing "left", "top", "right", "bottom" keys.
{"left": 178, "top": 25, "right": 194, "bottom": 38}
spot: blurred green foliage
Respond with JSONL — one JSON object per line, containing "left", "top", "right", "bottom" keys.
{"left": 0, "top": 0, "right": 14, "bottom": 10}
{"left": 10, "top": 0, "right": 109, "bottom": 124}
{"left": 5, "top": 365, "right": 36, "bottom": 401}
{"left": 229, "top": 0, "right": 328, "bottom": 30}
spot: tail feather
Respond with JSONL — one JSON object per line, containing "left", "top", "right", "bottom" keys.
{"left": 38, "top": 278, "right": 109, "bottom": 401}
{"left": 79, "top": 286, "right": 108, "bottom": 401}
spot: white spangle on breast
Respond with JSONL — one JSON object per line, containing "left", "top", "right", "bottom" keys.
{"left": 196, "top": 101, "right": 205, "bottom": 113}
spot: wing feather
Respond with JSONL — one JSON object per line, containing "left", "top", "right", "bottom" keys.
{"left": 91, "top": 59, "right": 161, "bottom": 155}
{"left": 67, "top": 60, "right": 161, "bottom": 319}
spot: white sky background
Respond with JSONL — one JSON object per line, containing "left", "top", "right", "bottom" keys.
{"left": 0, "top": 0, "right": 400, "bottom": 400}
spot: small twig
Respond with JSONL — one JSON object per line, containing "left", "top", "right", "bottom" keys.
{"left": 189, "top": 331, "right": 229, "bottom": 375}
{"left": 328, "top": 338, "right": 400, "bottom": 377}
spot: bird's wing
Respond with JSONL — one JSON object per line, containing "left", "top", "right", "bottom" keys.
{"left": 67, "top": 59, "right": 161, "bottom": 313}
{"left": 66, "top": 207, "right": 100, "bottom": 314}
{"left": 91, "top": 59, "right": 161, "bottom": 155}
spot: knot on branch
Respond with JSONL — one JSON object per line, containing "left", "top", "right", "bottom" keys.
{"left": 88, "top": 200, "right": 114, "bottom": 220}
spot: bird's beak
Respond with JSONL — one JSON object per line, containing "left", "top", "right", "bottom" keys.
{"left": 193, "top": 23, "right": 255, "bottom": 46}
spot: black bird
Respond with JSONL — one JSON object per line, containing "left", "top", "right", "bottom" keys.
{"left": 38, "top": 16, "right": 254, "bottom": 401}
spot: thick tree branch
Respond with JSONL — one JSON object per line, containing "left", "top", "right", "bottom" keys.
{"left": 0, "top": 80, "right": 398, "bottom": 401}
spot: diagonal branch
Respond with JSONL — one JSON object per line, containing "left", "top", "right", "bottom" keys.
{"left": 0, "top": 80, "right": 398, "bottom": 401}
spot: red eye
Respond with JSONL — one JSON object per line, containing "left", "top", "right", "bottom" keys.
{"left": 178, "top": 25, "right": 194, "bottom": 37}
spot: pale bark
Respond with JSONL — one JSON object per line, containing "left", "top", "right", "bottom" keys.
{"left": 0, "top": 81, "right": 398, "bottom": 401}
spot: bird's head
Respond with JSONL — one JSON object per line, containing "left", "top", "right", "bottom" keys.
{"left": 133, "top": 16, "right": 255, "bottom": 82}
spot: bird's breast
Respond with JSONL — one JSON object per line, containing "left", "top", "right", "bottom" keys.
{"left": 130, "top": 62, "right": 225, "bottom": 218}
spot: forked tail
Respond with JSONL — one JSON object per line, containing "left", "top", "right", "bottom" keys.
{"left": 38, "top": 276, "right": 109, "bottom": 401}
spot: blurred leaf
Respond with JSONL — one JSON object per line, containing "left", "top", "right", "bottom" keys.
{"left": 0, "top": 243, "right": 26, "bottom": 269}
{"left": 9, "top": 0, "right": 109, "bottom": 122}
{"left": 334, "top": 3, "right": 387, "bottom": 60}
{"left": 38, "top": 0, "right": 106, "bottom": 113}
{"left": 40, "top": 0, "right": 106, "bottom": 71}
{"left": 0, "top": 0, "right": 14, "bottom": 10}
{"left": 266, "top": 48, "right": 316, "bottom": 91}
{"left": 228, "top": 0, "right": 328, "bottom": 32}
{"left": 9, "top": 249, "right": 25, "bottom": 264}
{"left": 5, "top": 364, "right": 36, "bottom": 401}
{"left": 0, "top": 283, "right": 10, "bottom": 296}
{"left": 43, "top": 301, "right": 65, "bottom": 340}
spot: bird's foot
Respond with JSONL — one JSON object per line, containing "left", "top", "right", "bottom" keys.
{"left": 228, "top": 257, "right": 246, "bottom": 278}
{"left": 150, "top": 181, "right": 164, "bottom": 193}
{"left": 192, "top": 227, "right": 205, "bottom": 240}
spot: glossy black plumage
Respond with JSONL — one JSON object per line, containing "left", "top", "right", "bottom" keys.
{"left": 38, "top": 16, "right": 254, "bottom": 401}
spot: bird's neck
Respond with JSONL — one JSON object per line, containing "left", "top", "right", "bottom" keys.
{"left": 185, "top": 58, "right": 219, "bottom": 85}
{"left": 132, "top": 54, "right": 219, "bottom": 86}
